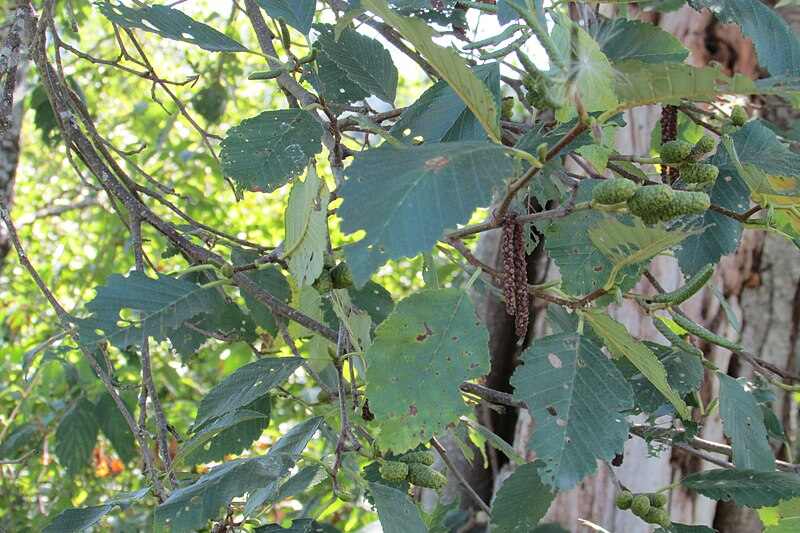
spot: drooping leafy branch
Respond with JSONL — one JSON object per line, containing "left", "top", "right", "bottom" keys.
{"left": 2, "top": 0, "right": 800, "bottom": 532}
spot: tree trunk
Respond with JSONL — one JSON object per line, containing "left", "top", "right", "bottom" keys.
{"left": 471, "top": 5, "right": 800, "bottom": 532}
{"left": 0, "top": 5, "right": 30, "bottom": 271}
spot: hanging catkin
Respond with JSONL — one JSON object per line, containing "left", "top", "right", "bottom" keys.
{"left": 502, "top": 214, "right": 529, "bottom": 337}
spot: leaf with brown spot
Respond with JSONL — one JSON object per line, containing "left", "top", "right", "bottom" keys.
{"left": 365, "top": 289, "right": 490, "bottom": 452}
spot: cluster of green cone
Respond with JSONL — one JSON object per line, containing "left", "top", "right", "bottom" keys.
{"left": 379, "top": 450, "right": 446, "bottom": 489}
{"left": 616, "top": 490, "right": 671, "bottom": 528}
{"left": 591, "top": 134, "right": 720, "bottom": 224}
{"left": 593, "top": 178, "right": 711, "bottom": 224}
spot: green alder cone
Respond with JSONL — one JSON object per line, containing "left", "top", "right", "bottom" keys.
{"left": 615, "top": 490, "right": 634, "bottom": 510}
{"left": 681, "top": 162, "right": 719, "bottom": 184}
{"left": 501, "top": 97, "right": 515, "bottom": 121}
{"left": 644, "top": 508, "right": 671, "bottom": 528}
{"left": 672, "top": 190, "right": 711, "bottom": 216}
{"left": 592, "top": 178, "right": 640, "bottom": 205}
{"left": 406, "top": 463, "right": 447, "bottom": 489}
{"left": 399, "top": 450, "right": 435, "bottom": 466}
{"left": 630, "top": 494, "right": 651, "bottom": 517}
{"left": 379, "top": 461, "right": 409, "bottom": 482}
{"left": 731, "top": 105, "right": 747, "bottom": 126}
{"left": 692, "top": 134, "right": 716, "bottom": 156}
{"left": 648, "top": 492, "right": 668, "bottom": 508}
{"left": 627, "top": 184, "right": 674, "bottom": 224}
{"left": 659, "top": 139, "right": 693, "bottom": 164}
{"left": 192, "top": 82, "right": 228, "bottom": 124}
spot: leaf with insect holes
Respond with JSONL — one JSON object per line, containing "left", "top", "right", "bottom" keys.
{"left": 97, "top": 2, "right": 247, "bottom": 52}
{"left": 584, "top": 311, "right": 690, "bottom": 419}
{"left": 510, "top": 333, "right": 633, "bottom": 490}
{"left": 391, "top": 63, "right": 500, "bottom": 143}
{"left": 313, "top": 24, "right": 398, "bottom": 104}
{"left": 719, "top": 374, "right": 775, "bottom": 471}
{"left": 339, "top": 141, "right": 512, "bottom": 286}
{"left": 365, "top": 288, "right": 489, "bottom": 452}
{"left": 77, "top": 272, "right": 219, "bottom": 352}
{"left": 361, "top": 0, "right": 501, "bottom": 142}
{"left": 682, "top": 469, "right": 800, "bottom": 508}
{"left": 220, "top": 110, "right": 323, "bottom": 194}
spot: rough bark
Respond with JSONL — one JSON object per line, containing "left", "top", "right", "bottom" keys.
{"left": 0, "top": 5, "right": 29, "bottom": 271}
{"left": 469, "top": 5, "right": 800, "bottom": 532}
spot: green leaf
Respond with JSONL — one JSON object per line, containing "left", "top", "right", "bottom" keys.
{"left": 55, "top": 398, "right": 99, "bottom": 476}
{"left": 368, "top": 482, "right": 428, "bottom": 533}
{"left": 285, "top": 165, "right": 329, "bottom": 286}
{"left": 588, "top": 218, "right": 695, "bottom": 290}
{"left": 361, "top": 0, "right": 501, "bottom": 142}
{"left": 537, "top": 181, "right": 642, "bottom": 296}
{"left": 178, "top": 408, "right": 271, "bottom": 466}
{"left": 257, "top": 0, "right": 316, "bottom": 34}
{"left": 510, "top": 333, "right": 633, "bottom": 489}
{"left": 96, "top": 2, "right": 247, "bottom": 52}
{"left": 552, "top": 19, "right": 618, "bottom": 121}
{"left": 675, "top": 139, "right": 751, "bottom": 276}
{"left": 490, "top": 461, "right": 556, "bottom": 532}
{"left": 304, "top": 49, "right": 369, "bottom": 104}
{"left": 0, "top": 424, "right": 39, "bottom": 460}
{"left": 94, "top": 393, "right": 136, "bottom": 463}
{"left": 255, "top": 519, "right": 337, "bottom": 533}
{"left": 43, "top": 488, "right": 150, "bottom": 533}
{"left": 682, "top": 469, "right": 800, "bottom": 508}
{"left": 718, "top": 374, "right": 775, "bottom": 471}
{"left": 619, "top": 342, "right": 704, "bottom": 414}
{"left": 765, "top": 498, "right": 800, "bottom": 532}
{"left": 78, "top": 272, "right": 218, "bottom": 351}
{"left": 245, "top": 465, "right": 325, "bottom": 517}
{"left": 584, "top": 311, "right": 690, "bottom": 419}
{"left": 194, "top": 357, "right": 302, "bottom": 428}
{"left": 232, "top": 248, "right": 291, "bottom": 335}
{"left": 688, "top": 0, "right": 800, "bottom": 76}
{"left": 391, "top": 63, "right": 501, "bottom": 143}
{"left": 313, "top": 24, "right": 398, "bottom": 103}
{"left": 340, "top": 141, "right": 512, "bottom": 286}
{"left": 365, "top": 288, "right": 489, "bottom": 452}
{"left": 220, "top": 110, "right": 324, "bottom": 193}
{"left": 610, "top": 62, "right": 797, "bottom": 117}
{"left": 156, "top": 417, "right": 322, "bottom": 533}
{"left": 184, "top": 396, "right": 271, "bottom": 465}
{"left": 593, "top": 17, "right": 688, "bottom": 64}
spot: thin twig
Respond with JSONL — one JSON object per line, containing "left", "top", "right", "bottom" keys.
{"left": 430, "top": 436, "right": 492, "bottom": 516}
